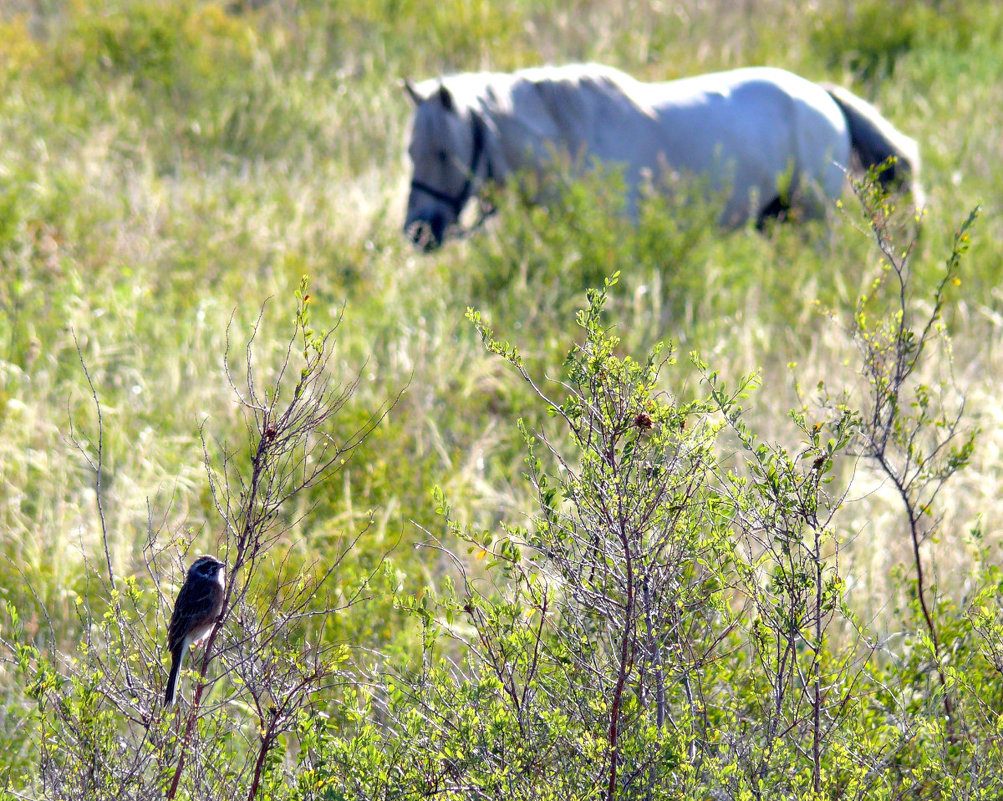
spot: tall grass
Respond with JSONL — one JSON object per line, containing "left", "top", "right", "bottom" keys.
{"left": 1, "top": 0, "right": 1003, "bottom": 790}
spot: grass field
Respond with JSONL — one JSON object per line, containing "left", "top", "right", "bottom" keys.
{"left": 2, "top": 0, "right": 1003, "bottom": 797}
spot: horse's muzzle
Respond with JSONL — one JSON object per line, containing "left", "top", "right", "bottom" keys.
{"left": 405, "top": 211, "right": 447, "bottom": 252}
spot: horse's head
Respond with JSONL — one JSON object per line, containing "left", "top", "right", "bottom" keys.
{"left": 403, "top": 79, "right": 488, "bottom": 251}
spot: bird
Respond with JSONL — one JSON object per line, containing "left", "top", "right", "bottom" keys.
{"left": 164, "top": 555, "right": 225, "bottom": 707}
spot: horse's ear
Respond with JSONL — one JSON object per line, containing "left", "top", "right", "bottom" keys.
{"left": 436, "top": 82, "right": 454, "bottom": 112}
{"left": 403, "top": 78, "right": 423, "bottom": 106}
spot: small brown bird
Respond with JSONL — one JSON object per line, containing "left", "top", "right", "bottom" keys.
{"left": 164, "top": 556, "right": 225, "bottom": 706}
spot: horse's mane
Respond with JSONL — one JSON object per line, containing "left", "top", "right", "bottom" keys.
{"left": 425, "top": 63, "right": 656, "bottom": 126}
{"left": 525, "top": 64, "right": 657, "bottom": 129}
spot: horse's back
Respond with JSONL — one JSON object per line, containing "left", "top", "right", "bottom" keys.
{"left": 637, "top": 67, "right": 850, "bottom": 220}
{"left": 645, "top": 67, "right": 844, "bottom": 134}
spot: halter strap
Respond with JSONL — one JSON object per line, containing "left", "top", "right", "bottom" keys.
{"left": 409, "top": 111, "right": 492, "bottom": 217}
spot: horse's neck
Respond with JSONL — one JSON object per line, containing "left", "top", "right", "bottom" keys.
{"left": 480, "top": 83, "right": 566, "bottom": 176}
{"left": 466, "top": 95, "right": 520, "bottom": 181}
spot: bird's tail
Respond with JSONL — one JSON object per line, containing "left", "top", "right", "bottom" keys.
{"left": 164, "top": 642, "right": 187, "bottom": 706}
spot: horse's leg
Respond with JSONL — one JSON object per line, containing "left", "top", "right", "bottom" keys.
{"left": 755, "top": 195, "right": 790, "bottom": 230}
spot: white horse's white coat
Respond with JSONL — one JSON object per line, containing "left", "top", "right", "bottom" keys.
{"left": 403, "top": 63, "right": 921, "bottom": 249}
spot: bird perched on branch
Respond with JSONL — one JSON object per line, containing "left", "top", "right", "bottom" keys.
{"left": 164, "top": 555, "right": 225, "bottom": 707}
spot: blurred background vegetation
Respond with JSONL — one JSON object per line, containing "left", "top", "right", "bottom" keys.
{"left": 1, "top": 0, "right": 1003, "bottom": 793}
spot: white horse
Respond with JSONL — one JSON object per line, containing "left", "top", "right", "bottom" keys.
{"left": 402, "top": 63, "right": 922, "bottom": 250}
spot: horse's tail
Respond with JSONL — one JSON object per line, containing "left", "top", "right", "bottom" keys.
{"left": 823, "top": 83, "right": 925, "bottom": 208}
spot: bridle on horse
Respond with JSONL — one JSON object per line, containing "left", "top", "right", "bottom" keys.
{"left": 408, "top": 111, "right": 496, "bottom": 227}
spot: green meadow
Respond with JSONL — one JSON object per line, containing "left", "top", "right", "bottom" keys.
{"left": 2, "top": 0, "right": 1003, "bottom": 797}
